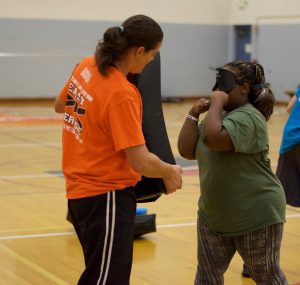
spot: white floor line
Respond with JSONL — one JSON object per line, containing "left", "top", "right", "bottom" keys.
{"left": 0, "top": 232, "right": 75, "bottom": 240}
{"left": 0, "top": 173, "right": 63, "bottom": 180}
{"left": 157, "top": 222, "right": 196, "bottom": 228}
{"left": 182, "top": 165, "right": 198, "bottom": 170}
{"left": 0, "top": 214, "right": 299, "bottom": 241}
{"left": 0, "top": 166, "right": 198, "bottom": 180}
{"left": 0, "top": 164, "right": 278, "bottom": 179}
{"left": 286, "top": 214, "right": 300, "bottom": 218}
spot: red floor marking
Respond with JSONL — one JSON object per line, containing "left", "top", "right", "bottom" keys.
{"left": 0, "top": 114, "right": 62, "bottom": 126}
{"left": 182, "top": 168, "right": 198, "bottom": 176}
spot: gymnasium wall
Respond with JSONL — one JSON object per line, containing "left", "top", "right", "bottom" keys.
{"left": 0, "top": 19, "right": 230, "bottom": 99}
{"left": 231, "top": 0, "right": 300, "bottom": 101}
{"left": 0, "top": 0, "right": 231, "bottom": 99}
{"left": 1, "top": 0, "right": 300, "bottom": 100}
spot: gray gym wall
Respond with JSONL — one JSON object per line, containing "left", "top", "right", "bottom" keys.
{"left": 256, "top": 24, "right": 300, "bottom": 101}
{"left": 1, "top": 18, "right": 300, "bottom": 101}
{"left": 0, "top": 18, "right": 229, "bottom": 99}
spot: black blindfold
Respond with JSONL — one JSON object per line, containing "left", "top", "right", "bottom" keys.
{"left": 212, "top": 68, "right": 244, "bottom": 92}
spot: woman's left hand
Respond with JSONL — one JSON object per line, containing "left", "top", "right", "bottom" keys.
{"left": 211, "top": 90, "right": 229, "bottom": 107}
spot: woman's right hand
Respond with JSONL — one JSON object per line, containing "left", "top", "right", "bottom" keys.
{"left": 163, "top": 165, "right": 183, "bottom": 194}
{"left": 189, "top": 97, "right": 211, "bottom": 116}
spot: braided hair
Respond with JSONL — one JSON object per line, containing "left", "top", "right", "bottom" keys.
{"left": 225, "top": 60, "right": 274, "bottom": 121}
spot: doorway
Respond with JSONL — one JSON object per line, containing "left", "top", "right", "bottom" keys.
{"left": 234, "top": 25, "right": 252, "bottom": 61}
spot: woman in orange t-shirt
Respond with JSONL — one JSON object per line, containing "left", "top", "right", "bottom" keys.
{"left": 54, "top": 14, "right": 182, "bottom": 285}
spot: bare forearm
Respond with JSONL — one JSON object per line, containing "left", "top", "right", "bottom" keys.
{"left": 177, "top": 115, "right": 199, "bottom": 160}
{"left": 124, "top": 145, "right": 178, "bottom": 178}
{"left": 54, "top": 96, "right": 66, "bottom": 113}
{"left": 287, "top": 95, "right": 296, "bottom": 114}
{"left": 124, "top": 145, "right": 182, "bottom": 193}
{"left": 201, "top": 96, "right": 233, "bottom": 151}
{"left": 138, "top": 152, "right": 174, "bottom": 178}
{"left": 202, "top": 100, "right": 223, "bottom": 143}
{"left": 178, "top": 98, "right": 210, "bottom": 160}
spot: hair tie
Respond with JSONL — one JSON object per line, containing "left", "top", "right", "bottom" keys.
{"left": 119, "top": 25, "right": 124, "bottom": 33}
{"left": 255, "top": 83, "right": 264, "bottom": 89}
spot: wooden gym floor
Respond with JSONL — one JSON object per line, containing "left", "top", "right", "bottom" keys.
{"left": 0, "top": 99, "right": 299, "bottom": 285}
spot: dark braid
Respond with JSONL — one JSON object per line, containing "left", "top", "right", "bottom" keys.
{"left": 225, "top": 60, "right": 274, "bottom": 121}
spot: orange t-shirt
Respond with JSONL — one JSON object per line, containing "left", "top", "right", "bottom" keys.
{"left": 59, "top": 56, "right": 145, "bottom": 199}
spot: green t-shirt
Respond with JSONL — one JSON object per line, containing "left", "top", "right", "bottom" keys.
{"left": 196, "top": 103, "right": 286, "bottom": 236}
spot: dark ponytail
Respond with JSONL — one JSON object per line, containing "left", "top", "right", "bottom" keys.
{"left": 226, "top": 60, "right": 274, "bottom": 121}
{"left": 251, "top": 82, "right": 274, "bottom": 121}
{"left": 95, "top": 15, "right": 163, "bottom": 76}
{"left": 95, "top": 27, "right": 127, "bottom": 76}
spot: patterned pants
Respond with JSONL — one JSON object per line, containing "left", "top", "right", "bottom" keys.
{"left": 194, "top": 218, "right": 288, "bottom": 285}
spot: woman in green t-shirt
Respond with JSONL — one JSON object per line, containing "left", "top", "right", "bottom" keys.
{"left": 178, "top": 61, "right": 288, "bottom": 284}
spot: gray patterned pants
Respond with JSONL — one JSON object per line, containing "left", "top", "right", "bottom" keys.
{"left": 194, "top": 217, "right": 288, "bottom": 285}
